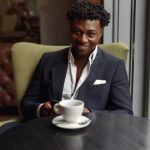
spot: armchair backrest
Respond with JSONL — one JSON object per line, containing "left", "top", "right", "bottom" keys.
{"left": 12, "top": 42, "right": 129, "bottom": 102}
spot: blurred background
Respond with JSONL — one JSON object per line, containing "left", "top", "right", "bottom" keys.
{"left": 0, "top": 0, "right": 150, "bottom": 119}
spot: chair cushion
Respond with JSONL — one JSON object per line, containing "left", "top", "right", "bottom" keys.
{"left": 99, "top": 42, "right": 129, "bottom": 62}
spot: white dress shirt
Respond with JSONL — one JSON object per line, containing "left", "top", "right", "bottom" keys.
{"left": 62, "top": 46, "right": 98, "bottom": 100}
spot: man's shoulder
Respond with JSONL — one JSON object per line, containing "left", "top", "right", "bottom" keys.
{"left": 40, "top": 47, "right": 69, "bottom": 61}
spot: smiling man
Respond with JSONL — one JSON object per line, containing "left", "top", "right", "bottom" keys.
{"left": 21, "top": 1, "right": 133, "bottom": 119}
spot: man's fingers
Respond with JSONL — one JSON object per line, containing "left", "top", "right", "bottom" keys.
{"left": 43, "top": 102, "right": 52, "bottom": 109}
{"left": 40, "top": 101, "right": 55, "bottom": 117}
{"left": 84, "top": 107, "right": 90, "bottom": 113}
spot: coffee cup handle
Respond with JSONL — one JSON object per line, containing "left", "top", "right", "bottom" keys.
{"left": 53, "top": 103, "right": 61, "bottom": 114}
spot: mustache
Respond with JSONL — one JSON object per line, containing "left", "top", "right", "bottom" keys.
{"left": 72, "top": 42, "right": 89, "bottom": 47}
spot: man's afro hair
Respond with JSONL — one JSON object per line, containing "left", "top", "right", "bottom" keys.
{"left": 67, "top": 1, "right": 110, "bottom": 27}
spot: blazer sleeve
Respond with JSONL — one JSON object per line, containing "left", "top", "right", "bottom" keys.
{"left": 107, "top": 60, "right": 133, "bottom": 115}
{"left": 20, "top": 54, "right": 46, "bottom": 119}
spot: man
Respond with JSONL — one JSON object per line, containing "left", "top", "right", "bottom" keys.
{"left": 21, "top": 1, "right": 133, "bottom": 119}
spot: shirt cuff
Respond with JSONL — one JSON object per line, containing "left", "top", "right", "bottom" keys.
{"left": 36, "top": 103, "right": 44, "bottom": 118}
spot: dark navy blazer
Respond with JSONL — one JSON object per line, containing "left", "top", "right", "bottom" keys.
{"left": 21, "top": 47, "right": 133, "bottom": 119}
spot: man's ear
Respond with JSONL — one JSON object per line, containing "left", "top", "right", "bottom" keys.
{"left": 98, "top": 28, "right": 104, "bottom": 44}
{"left": 99, "top": 33, "right": 103, "bottom": 43}
{"left": 100, "top": 32, "right": 103, "bottom": 38}
{"left": 100, "top": 28, "right": 104, "bottom": 37}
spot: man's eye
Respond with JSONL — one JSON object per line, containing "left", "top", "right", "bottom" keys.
{"left": 87, "top": 33, "right": 96, "bottom": 37}
{"left": 72, "top": 30, "right": 81, "bottom": 35}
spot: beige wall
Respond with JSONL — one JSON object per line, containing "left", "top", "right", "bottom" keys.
{"left": 38, "top": 0, "right": 73, "bottom": 45}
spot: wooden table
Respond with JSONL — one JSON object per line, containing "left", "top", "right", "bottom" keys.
{"left": 0, "top": 112, "right": 150, "bottom": 150}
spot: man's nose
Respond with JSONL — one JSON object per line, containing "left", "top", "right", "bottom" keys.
{"left": 79, "top": 34, "right": 88, "bottom": 43}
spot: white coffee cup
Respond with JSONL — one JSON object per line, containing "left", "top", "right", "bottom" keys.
{"left": 53, "top": 99, "right": 84, "bottom": 123}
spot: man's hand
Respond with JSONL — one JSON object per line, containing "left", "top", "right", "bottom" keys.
{"left": 40, "top": 101, "right": 55, "bottom": 117}
{"left": 84, "top": 107, "right": 90, "bottom": 113}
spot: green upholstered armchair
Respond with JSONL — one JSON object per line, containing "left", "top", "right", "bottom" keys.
{"left": 0, "top": 42, "right": 129, "bottom": 126}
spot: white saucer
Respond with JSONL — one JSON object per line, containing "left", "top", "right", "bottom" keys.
{"left": 52, "top": 115, "right": 91, "bottom": 129}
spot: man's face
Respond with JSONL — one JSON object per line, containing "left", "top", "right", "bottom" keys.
{"left": 70, "top": 18, "right": 103, "bottom": 58}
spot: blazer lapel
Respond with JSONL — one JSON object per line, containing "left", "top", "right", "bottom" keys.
{"left": 85, "top": 48, "right": 103, "bottom": 85}
{"left": 77, "top": 48, "right": 103, "bottom": 98}
{"left": 51, "top": 47, "right": 103, "bottom": 100}
{"left": 51, "top": 50, "right": 68, "bottom": 100}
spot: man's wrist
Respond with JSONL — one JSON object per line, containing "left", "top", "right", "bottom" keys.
{"left": 36, "top": 103, "right": 44, "bottom": 118}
